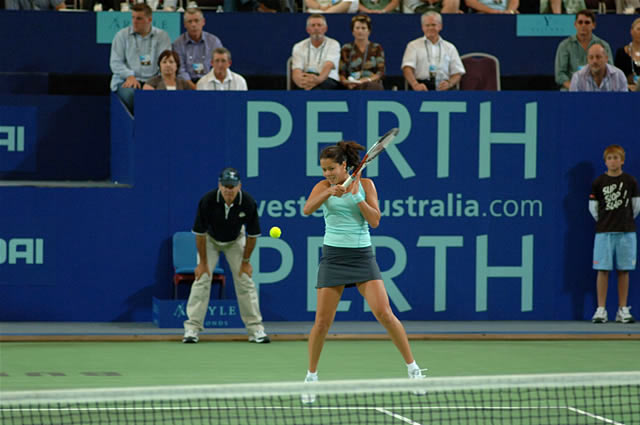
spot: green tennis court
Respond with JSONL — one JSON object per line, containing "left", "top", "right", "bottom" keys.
{"left": 2, "top": 340, "right": 640, "bottom": 424}
{"left": 2, "top": 340, "right": 639, "bottom": 391}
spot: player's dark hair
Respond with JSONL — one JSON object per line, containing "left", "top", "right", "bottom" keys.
{"left": 320, "top": 141, "right": 365, "bottom": 170}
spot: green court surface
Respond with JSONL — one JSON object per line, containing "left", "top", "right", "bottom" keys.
{"left": 1, "top": 340, "right": 639, "bottom": 391}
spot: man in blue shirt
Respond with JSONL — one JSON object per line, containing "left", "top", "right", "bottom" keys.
{"left": 109, "top": 3, "right": 171, "bottom": 113}
{"left": 172, "top": 7, "right": 223, "bottom": 89}
{"left": 570, "top": 44, "right": 628, "bottom": 92}
{"left": 5, "top": 0, "right": 65, "bottom": 9}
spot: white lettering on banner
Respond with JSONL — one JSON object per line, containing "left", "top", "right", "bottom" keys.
{"left": 475, "top": 234, "right": 534, "bottom": 312}
{"left": 416, "top": 236, "right": 464, "bottom": 312}
{"left": 246, "top": 102, "right": 292, "bottom": 178}
{"left": 0, "top": 126, "right": 25, "bottom": 152}
{"left": 252, "top": 237, "right": 294, "bottom": 297}
{"left": 0, "top": 238, "right": 44, "bottom": 265}
{"left": 254, "top": 234, "right": 532, "bottom": 313}
{"left": 479, "top": 102, "right": 537, "bottom": 179}
{"left": 245, "top": 100, "right": 538, "bottom": 180}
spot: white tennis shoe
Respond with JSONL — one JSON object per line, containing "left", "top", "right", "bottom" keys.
{"left": 301, "top": 373, "right": 318, "bottom": 404}
{"left": 182, "top": 329, "right": 199, "bottom": 343}
{"left": 409, "top": 368, "right": 428, "bottom": 395}
{"left": 616, "top": 306, "right": 634, "bottom": 323}
{"left": 249, "top": 329, "right": 271, "bottom": 344}
{"left": 592, "top": 307, "right": 608, "bottom": 323}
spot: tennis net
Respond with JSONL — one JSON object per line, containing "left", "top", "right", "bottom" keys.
{"left": 1, "top": 371, "right": 639, "bottom": 424}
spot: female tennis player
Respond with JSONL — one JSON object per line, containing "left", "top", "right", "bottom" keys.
{"left": 301, "top": 140, "right": 425, "bottom": 403}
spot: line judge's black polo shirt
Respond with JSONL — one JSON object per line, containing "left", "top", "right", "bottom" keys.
{"left": 192, "top": 189, "right": 261, "bottom": 242}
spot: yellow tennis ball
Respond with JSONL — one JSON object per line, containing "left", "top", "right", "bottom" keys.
{"left": 269, "top": 226, "right": 282, "bottom": 238}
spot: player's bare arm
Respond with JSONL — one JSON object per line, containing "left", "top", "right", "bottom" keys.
{"left": 351, "top": 177, "right": 381, "bottom": 228}
{"left": 303, "top": 181, "right": 346, "bottom": 215}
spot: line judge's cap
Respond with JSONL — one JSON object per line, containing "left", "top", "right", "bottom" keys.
{"left": 219, "top": 167, "right": 241, "bottom": 186}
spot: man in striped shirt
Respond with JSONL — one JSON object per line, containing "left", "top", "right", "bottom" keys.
{"left": 570, "top": 44, "right": 628, "bottom": 92}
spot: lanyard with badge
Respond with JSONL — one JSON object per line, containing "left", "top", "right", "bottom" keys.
{"left": 306, "top": 40, "right": 326, "bottom": 75}
{"left": 188, "top": 37, "right": 206, "bottom": 75}
{"left": 135, "top": 33, "right": 152, "bottom": 67}
{"left": 424, "top": 39, "right": 442, "bottom": 80}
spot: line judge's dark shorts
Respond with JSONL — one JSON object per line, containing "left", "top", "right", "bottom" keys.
{"left": 316, "top": 245, "right": 382, "bottom": 288}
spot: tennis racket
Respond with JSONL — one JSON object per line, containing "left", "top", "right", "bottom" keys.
{"left": 341, "top": 128, "right": 399, "bottom": 188}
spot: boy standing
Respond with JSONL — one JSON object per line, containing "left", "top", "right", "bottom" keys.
{"left": 589, "top": 145, "right": 639, "bottom": 323}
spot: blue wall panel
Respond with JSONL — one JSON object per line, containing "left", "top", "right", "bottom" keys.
{"left": 0, "top": 91, "right": 638, "bottom": 322}
{"left": 0, "top": 11, "right": 637, "bottom": 77}
{"left": 0, "top": 95, "right": 110, "bottom": 180}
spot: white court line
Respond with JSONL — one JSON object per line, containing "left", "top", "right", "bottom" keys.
{"left": 375, "top": 407, "right": 422, "bottom": 425}
{"left": 567, "top": 406, "right": 625, "bottom": 425}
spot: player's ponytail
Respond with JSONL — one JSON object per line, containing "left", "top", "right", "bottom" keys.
{"left": 336, "top": 141, "right": 365, "bottom": 170}
{"left": 319, "top": 141, "right": 364, "bottom": 170}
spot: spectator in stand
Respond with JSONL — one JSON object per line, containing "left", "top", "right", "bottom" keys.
{"left": 196, "top": 48, "right": 248, "bottom": 91}
{"left": 570, "top": 44, "right": 628, "bottom": 92}
{"left": 402, "top": 0, "right": 459, "bottom": 14}
{"left": 5, "top": 0, "right": 65, "bottom": 9}
{"left": 555, "top": 9, "right": 612, "bottom": 91}
{"left": 172, "top": 7, "right": 223, "bottom": 90}
{"left": 359, "top": 0, "right": 400, "bottom": 13}
{"left": 464, "top": 0, "right": 518, "bottom": 13}
{"left": 143, "top": 50, "right": 193, "bottom": 91}
{"left": 110, "top": 3, "right": 171, "bottom": 112}
{"left": 305, "top": 0, "right": 360, "bottom": 13}
{"left": 614, "top": 18, "right": 640, "bottom": 92}
{"left": 402, "top": 12, "right": 465, "bottom": 91}
{"left": 519, "top": 0, "right": 563, "bottom": 14}
{"left": 339, "top": 15, "right": 385, "bottom": 90}
{"left": 291, "top": 14, "right": 341, "bottom": 90}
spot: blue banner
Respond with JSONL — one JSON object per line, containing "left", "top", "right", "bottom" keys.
{"left": 0, "top": 106, "right": 37, "bottom": 173}
{"left": 517, "top": 15, "right": 576, "bottom": 37}
{"left": 152, "top": 298, "right": 243, "bottom": 328}
{"left": 96, "top": 11, "right": 180, "bottom": 44}
{"left": 0, "top": 91, "right": 638, "bottom": 322}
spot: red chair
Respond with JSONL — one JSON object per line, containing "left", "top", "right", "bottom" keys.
{"left": 172, "top": 232, "right": 225, "bottom": 299}
{"left": 459, "top": 53, "right": 501, "bottom": 91}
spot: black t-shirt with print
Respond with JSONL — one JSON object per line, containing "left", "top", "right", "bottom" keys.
{"left": 590, "top": 172, "right": 639, "bottom": 233}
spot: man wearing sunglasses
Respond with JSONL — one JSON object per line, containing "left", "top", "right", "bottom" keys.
{"left": 555, "top": 9, "right": 613, "bottom": 91}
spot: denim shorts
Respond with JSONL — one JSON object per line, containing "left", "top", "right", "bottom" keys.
{"left": 593, "top": 232, "right": 637, "bottom": 271}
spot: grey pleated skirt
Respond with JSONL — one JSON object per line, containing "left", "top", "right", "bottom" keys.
{"left": 316, "top": 245, "right": 382, "bottom": 288}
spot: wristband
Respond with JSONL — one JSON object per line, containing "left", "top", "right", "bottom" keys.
{"left": 352, "top": 192, "right": 365, "bottom": 204}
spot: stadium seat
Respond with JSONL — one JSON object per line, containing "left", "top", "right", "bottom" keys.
{"left": 286, "top": 56, "right": 293, "bottom": 91}
{"left": 172, "top": 231, "right": 226, "bottom": 299}
{"left": 459, "top": 52, "right": 501, "bottom": 91}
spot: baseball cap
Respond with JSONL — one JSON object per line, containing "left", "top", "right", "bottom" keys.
{"left": 219, "top": 167, "right": 241, "bottom": 187}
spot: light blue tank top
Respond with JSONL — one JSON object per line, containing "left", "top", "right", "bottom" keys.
{"left": 321, "top": 183, "right": 371, "bottom": 248}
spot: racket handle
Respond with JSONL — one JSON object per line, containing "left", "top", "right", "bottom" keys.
{"left": 341, "top": 175, "right": 354, "bottom": 188}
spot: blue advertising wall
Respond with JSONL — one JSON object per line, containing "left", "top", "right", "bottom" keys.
{"left": 1, "top": 91, "right": 638, "bottom": 322}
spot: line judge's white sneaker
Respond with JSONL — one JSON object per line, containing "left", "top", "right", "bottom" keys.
{"left": 616, "top": 306, "right": 635, "bottom": 323}
{"left": 301, "top": 373, "right": 318, "bottom": 404}
{"left": 408, "top": 368, "right": 428, "bottom": 395}
{"left": 182, "top": 329, "right": 199, "bottom": 343}
{"left": 592, "top": 307, "right": 608, "bottom": 323}
{"left": 248, "top": 329, "right": 271, "bottom": 344}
